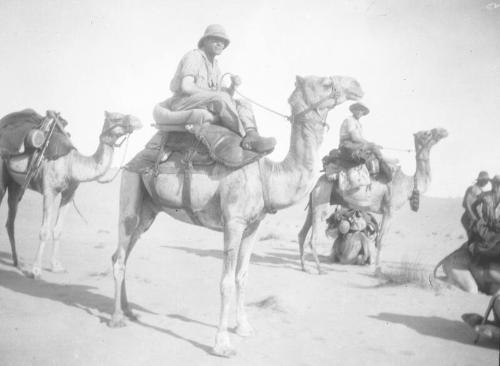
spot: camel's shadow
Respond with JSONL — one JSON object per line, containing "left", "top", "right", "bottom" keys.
{"left": 369, "top": 312, "right": 497, "bottom": 349}
{"left": 162, "top": 245, "right": 345, "bottom": 273}
{"left": 0, "top": 260, "right": 154, "bottom": 320}
{"left": 0, "top": 254, "right": 215, "bottom": 356}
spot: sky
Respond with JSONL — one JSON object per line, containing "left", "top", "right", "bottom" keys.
{"left": 0, "top": 0, "right": 499, "bottom": 197}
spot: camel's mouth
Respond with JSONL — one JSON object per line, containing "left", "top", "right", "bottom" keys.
{"left": 431, "top": 128, "right": 448, "bottom": 140}
{"left": 127, "top": 115, "right": 143, "bottom": 130}
{"left": 347, "top": 89, "right": 364, "bottom": 101}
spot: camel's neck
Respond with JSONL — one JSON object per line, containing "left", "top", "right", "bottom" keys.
{"left": 262, "top": 96, "right": 326, "bottom": 210}
{"left": 69, "top": 140, "right": 115, "bottom": 182}
{"left": 413, "top": 146, "right": 432, "bottom": 194}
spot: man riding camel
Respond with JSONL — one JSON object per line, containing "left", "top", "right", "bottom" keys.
{"left": 469, "top": 174, "right": 500, "bottom": 258}
{"left": 461, "top": 171, "right": 490, "bottom": 239}
{"left": 164, "top": 24, "right": 276, "bottom": 153}
{"left": 338, "top": 102, "right": 392, "bottom": 181}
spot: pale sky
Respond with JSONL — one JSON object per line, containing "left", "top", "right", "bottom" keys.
{"left": 0, "top": 0, "right": 499, "bottom": 197}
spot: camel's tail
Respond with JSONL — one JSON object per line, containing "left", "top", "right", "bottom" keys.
{"left": 72, "top": 198, "right": 89, "bottom": 225}
{"left": 429, "top": 245, "right": 465, "bottom": 287}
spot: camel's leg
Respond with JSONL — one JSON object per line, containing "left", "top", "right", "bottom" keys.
{"left": 213, "top": 220, "right": 244, "bottom": 357}
{"left": 49, "top": 201, "right": 70, "bottom": 273}
{"left": 235, "top": 220, "right": 261, "bottom": 337}
{"left": 298, "top": 198, "right": 312, "bottom": 272}
{"left": 32, "top": 190, "right": 61, "bottom": 278}
{"left": 302, "top": 202, "right": 330, "bottom": 274}
{"left": 309, "top": 235, "right": 326, "bottom": 274}
{"left": 110, "top": 171, "right": 156, "bottom": 327}
{"left": 374, "top": 212, "right": 392, "bottom": 274}
{"left": 5, "top": 182, "right": 20, "bottom": 267}
{"left": 445, "top": 246, "right": 479, "bottom": 293}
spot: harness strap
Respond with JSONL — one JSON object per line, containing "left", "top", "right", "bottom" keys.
{"left": 258, "top": 159, "right": 277, "bottom": 214}
{"left": 182, "top": 151, "right": 203, "bottom": 225}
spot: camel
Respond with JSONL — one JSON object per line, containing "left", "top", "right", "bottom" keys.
{"left": 109, "top": 75, "right": 364, "bottom": 357}
{"left": 298, "top": 128, "right": 448, "bottom": 274}
{"left": 0, "top": 111, "right": 142, "bottom": 277}
{"left": 432, "top": 243, "right": 500, "bottom": 294}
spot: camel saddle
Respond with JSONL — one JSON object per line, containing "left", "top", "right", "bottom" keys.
{"left": 126, "top": 124, "right": 267, "bottom": 174}
{"left": 0, "top": 109, "right": 74, "bottom": 160}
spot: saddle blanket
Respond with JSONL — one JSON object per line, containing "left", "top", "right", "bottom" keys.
{"left": 0, "top": 109, "right": 74, "bottom": 160}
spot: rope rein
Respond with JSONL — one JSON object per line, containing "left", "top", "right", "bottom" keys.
{"left": 96, "top": 132, "right": 131, "bottom": 184}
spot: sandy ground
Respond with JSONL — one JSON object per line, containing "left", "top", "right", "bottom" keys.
{"left": 0, "top": 175, "right": 498, "bottom": 366}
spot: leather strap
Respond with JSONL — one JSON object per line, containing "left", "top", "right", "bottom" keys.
{"left": 182, "top": 150, "right": 203, "bottom": 225}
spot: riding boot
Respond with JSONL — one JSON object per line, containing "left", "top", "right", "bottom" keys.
{"left": 241, "top": 129, "right": 277, "bottom": 153}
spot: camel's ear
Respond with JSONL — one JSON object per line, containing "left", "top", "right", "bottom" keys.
{"left": 295, "top": 75, "right": 305, "bottom": 86}
{"left": 104, "top": 111, "right": 111, "bottom": 118}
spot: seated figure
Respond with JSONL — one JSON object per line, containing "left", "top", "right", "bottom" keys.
{"left": 153, "top": 24, "right": 276, "bottom": 154}
{"left": 336, "top": 102, "right": 392, "bottom": 182}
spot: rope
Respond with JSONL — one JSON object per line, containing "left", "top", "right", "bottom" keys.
{"left": 96, "top": 133, "right": 130, "bottom": 184}
{"left": 382, "top": 147, "right": 414, "bottom": 153}
{"left": 234, "top": 90, "right": 290, "bottom": 121}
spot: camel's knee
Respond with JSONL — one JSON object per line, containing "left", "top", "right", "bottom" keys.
{"left": 39, "top": 226, "right": 51, "bottom": 242}
{"left": 112, "top": 258, "right": 126, "bottom": 281}
{"left": 52, "top": 226, "right": 63, "bottom": 241}
{"left": 220, "top": 276, "right": 235, "bottom": 296}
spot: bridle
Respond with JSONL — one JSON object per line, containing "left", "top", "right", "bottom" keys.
{"left": 291, "top": 76, "right": 340, "bottom": 130}
{"left": 228, "top": 74, "right": 340, "bottom": 130}
{"left": 99, "top": 117, "right": 134, "bottom": 147}
{"left": 96, "top": 116, "right": 134, "bottom": 184}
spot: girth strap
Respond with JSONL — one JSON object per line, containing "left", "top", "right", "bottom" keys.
{"left": 182, "top": 151, "right": 203, "bottom": 226}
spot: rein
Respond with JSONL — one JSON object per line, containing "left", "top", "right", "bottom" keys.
{"left": 97, "top": 120, "right": 133, "bottom": 184}
{"left": 223, "top": 73, "right": 338, "bottom": 129}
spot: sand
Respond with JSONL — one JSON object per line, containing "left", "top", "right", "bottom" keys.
{"left": 0, "top": 176, "right": 497, "bottom": 366}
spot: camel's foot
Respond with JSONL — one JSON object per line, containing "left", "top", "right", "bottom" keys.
{"left": 31, "top": 266, "right": 42, "bottom": 279}
{"left": 50, "top": 261, "right": 67, "bottom": 273}
{"left": 374, "top": 266, "right": 383, "bottom": 277}
{"left": 235, "top": 321, "right": 254, "bottom": 337}
{"left": 123, "top": 308, "right": 139, "bottom": 321}
{"left": 109, "top": 313, "right": 127, "bottom": 328}
{"left": 212, "top": 331, "right": 236, "bottom": 358}
{"left": 318, "top": 268, "right": 327, "bottom": 275}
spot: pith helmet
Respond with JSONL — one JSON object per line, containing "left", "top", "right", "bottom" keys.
{"left": 198, "top": 24, "right": 230, "bottom": 49}
{"left": 349, "top": 102, "right": 370, "bottom": 115}
{"left": 476, "top": 171, "right": 490, "bottom": 181}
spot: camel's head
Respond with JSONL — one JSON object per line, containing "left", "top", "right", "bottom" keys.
{"left": 289, "top": 75, "right": 363, "bottom": 127}
{"left": 101, "top": 111, "right": 143, "bottom": 146}
{"left": 414, "top": 128, "right": 448, "bottom": 149}
{"left": 291, "top": 75, "right": 363, "bottom": 112}
{"left": 413, "top": 128, "right": 448, "bottom": 159}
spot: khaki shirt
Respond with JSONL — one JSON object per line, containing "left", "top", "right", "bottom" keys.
{"left": 169, "top": 49, "right": 221, "bottom": 95}
{"left": 339, "top": 116, "right": 363, "bottom": 146}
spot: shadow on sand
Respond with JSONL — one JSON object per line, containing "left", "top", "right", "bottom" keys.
{"left": 0, "top": 253, "right": 216, "bottom": 356}
{"left": 162, "top": 245, "right": 346, "bottom": 273}
{"left": 370, "top": 312, "right": 497, "bottom": 349}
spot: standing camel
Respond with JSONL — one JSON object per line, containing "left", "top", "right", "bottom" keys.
{"left": 298, "top": 128, "right": 448, "bottom": 274}
{"left": 110, "top": 75, "right": 364, "bottom": 357}
{"left": 0, "top": 110, "right": 142, "bottom": 277}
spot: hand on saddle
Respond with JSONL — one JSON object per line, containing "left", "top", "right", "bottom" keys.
{"left": 230, "top": 74, "right": 242, "bottom": 88}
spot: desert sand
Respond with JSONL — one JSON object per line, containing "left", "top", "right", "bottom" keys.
{"left": 0, "top": 175, "right": 497, "bottom": 365}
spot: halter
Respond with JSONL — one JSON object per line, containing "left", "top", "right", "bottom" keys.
{"left": 228, "top": 74, "right": 340, "bottom": 130}
{"left": 99, "top": 117, "right": 133, "bottom": 147}
{"left": 290, "top": 77, "right": 340, "bottom": 130}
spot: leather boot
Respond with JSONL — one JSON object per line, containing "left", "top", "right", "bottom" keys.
{"left": 241, "top": 130, "right": 276, "bottom": 153}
